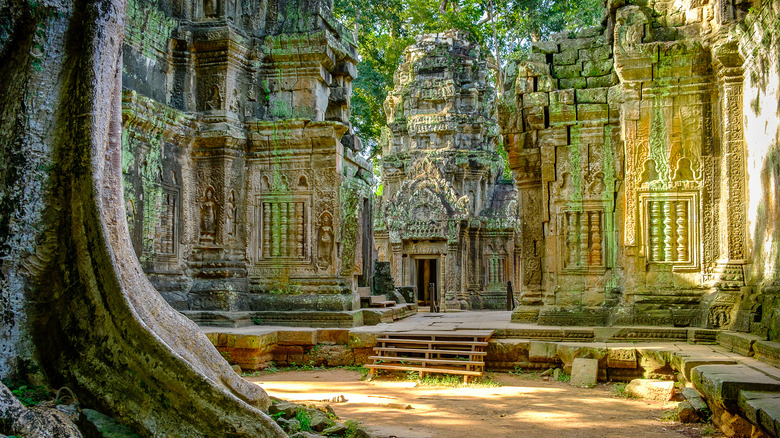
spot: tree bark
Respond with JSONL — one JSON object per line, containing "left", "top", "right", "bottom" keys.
{"left": 0, "top": 0, "right": 285, "bottom": 436}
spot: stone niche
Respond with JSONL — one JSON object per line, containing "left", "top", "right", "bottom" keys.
{"left": 121, "top": 0, "right": 375, "bottom": 325}
{"left": 499, "top": 0, "right": 759, "bottom": 327}
{"left": 376, "top": 30, "right": 518, "bottom": 310}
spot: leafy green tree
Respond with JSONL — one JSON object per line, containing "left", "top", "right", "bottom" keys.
{"left": 334, "top": 0, "right": 604, "bottom": 157}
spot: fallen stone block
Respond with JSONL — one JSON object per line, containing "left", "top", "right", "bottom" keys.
{"left": 682, "top": 387, "right": 708, "bottom": 412}
{"left": 677, "top": 401, "right": 699, "bottom": 423}
{"left": 625, "top": 379, "right": 675, "bottom": 401}
{"left": 570, "top": 358, "right": 598, "bottom": 387}
{"left": 738, "top": 391, "right": 780, "bottom": 436}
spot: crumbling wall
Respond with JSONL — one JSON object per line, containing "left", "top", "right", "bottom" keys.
{"left": 739, "top": 0, "right": 780, "bottom": 340}
{"left": 120, "top": 0, "right": 374, "bottom": 321}
{"left": 501, "top": 0, "right": 778, "bottom": 332}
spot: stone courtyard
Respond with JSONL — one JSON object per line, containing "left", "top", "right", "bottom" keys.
{"left": 2, "top": 0, "right": 780, "bottom": 435}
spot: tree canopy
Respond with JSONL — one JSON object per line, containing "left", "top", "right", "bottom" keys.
{"left": 334, "top": 0, "right": 605, "bottom": 157}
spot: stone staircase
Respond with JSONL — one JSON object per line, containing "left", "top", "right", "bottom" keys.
{"left": 366, "top": 330, "right": 493, "bottom": 383}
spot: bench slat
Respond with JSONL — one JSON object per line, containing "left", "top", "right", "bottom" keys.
{"left": 365, "top": 363, "right": 483, "bottom": 376}
{"left": 377, "top": 338, "right": 488, "bottom": 347}
{"left": 368, "top": 356, "right": 483, "bottom": 366}
{"left": 373, "top": 347, "right": 487, "bottom": 356}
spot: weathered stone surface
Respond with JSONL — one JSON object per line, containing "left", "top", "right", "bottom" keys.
{"left": 529, "top": 341, "right": 558, "bottom": 362}
{"left": 570, "top": 358, "right": 598, "bottom": 386}
{"left": 692, "top": 365, "right": 780, "bottom": 409}
{"left": 625, "top": 379, "right": 675, "bottom": 401}
{"left": 677, "top": 401, "right": 699, "bottom": 423}
{"left": 738, "top": 391, "right": 780, "bottom": 437}
{"left": 499, "top": 0, "right": 780, "bottom": 335}
{"left": 377, "top": 30, "right": 517, "bottom": 311}
{"left": 682, "top": 387, "right": 708, "bottom": 412}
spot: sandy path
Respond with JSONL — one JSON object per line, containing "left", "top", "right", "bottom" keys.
{"left": 249, "top": 369, "right": 719, "bottom": 438}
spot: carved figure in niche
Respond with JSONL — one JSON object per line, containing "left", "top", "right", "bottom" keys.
{"left": 206, "top": 85, "right": 222, "bottom": 110}
{"left": 200, "top": 187, "right": 217, "bottom": 242}
{"left": 203, "top": 0, "right": 217, "bottom": 16}
{"left": 226, "top": 191, "right": 236, "bottom": 240}
{"left": 261, "top": 175, "right": 270, "bottom": 191}
{"left": 229, "top": 88, "right": 239, "bottom": 113}
{"left": 558, "top": 172, "right": 573, "bottom": 197}
{"left": 673, "top": 158, "right": 695, "bottom": 181}
{"left": 640, "top": 159, "right": 658, "bottom": 184}
{"left": 589, "top": 172, "right": 606, "bottom": 194}
{"left": 709, "top": 306, "right": 731, "bottom": 328}
{"left": 317, "top": 212, "right": 334, "bottom": 269}
{"left": 298, "top": 175, "right": 308, "bottom": 188}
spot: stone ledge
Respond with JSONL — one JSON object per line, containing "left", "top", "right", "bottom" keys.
{"left": 738, "top": 391, "right": 780, "bottom": 437}
{"left": 691, "top": 364, "right": 780, "bottom": 410}
{"left": 754, "top": 341, "right": 780, "bottom": 368}
{"left": 718, "top": 332, "right": 766, "bottom": 356}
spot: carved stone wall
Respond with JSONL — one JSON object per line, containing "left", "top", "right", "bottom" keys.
{"left": 376, "top": 31, "right": 518, "bottom": 310}
{"left": 121, "top": 0, "right": 374, "bottom": 318}
{"left": 500, "top": 0, "right": 763, "bottom": 328}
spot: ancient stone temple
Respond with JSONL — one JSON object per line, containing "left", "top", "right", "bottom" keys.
{"left": 499, "top": 0, "right": 771, "bottom": 328}
{"left": 121, "top": 0, "right": 376, "bottom": 325}
{"left": 376, "top": 31, "right": 518, "bottom": 310}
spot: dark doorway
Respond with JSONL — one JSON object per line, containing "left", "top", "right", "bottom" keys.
{"left": 415, "top": 258, "right": 438, "bottom": 307}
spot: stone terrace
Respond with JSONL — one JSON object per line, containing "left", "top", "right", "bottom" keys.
{"left": 204, "top": 312, "right": 780, "bottom": 437}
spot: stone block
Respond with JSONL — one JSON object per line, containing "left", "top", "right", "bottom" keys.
{"left": 532, "top": 40, "right": 559, "bottom": 54}
{"left": 523, "top": 107, "right": 546, "bottom": 130}
{"left": 529, "top": 341, "right": 558, "bottom": 362}
{"left": 607, "top": 347, "right": 638, "bottom": 369}
{"left": 523, "top": 92, "right": 549, "bottom": 108}
{"left": 570, "top": 358, "right": 598, "bottom": 386}
{"left": 575, "top": 87, "right": 608, "bottom": 104}
{"left": 576, "top": 103, "right": 608, "bottom": 122}
{"left": 559, "top": 37, "right": 596, "bottom": 51}
{"left": 576, "top": 26, "right": 605, "bottom": 38}
{"left": 558, "top": 77, "right": 587, "bottom": 89}
{"left": 550, "top": 89, "right": 575, "bottom": 105}
{"left": 677, "top": 401, "right": 699, "bottom": 423}
{"left": 277, "top": 330, "right": 317, "bottom": 346}
{"left": 537, "top": 75, "right": 555, "bottom": 92}
{"left": 717, "top": 332, "right": 764, "bottom": 356}
{"left": 754, "top": 340, "right": 780, "bottom": 368}
{"left": 738, "top": 391, "right": 780, "bottom": 436}
{"left": 553, "top": 49, "right": 578, "bottom": 66}
{"left": 691, "top": 364, "right": 780, "bottom": 409}
{"left": 487, "top": 339, "right": 531, "bottom": 364}
{"left": 579, "top": 45, "right": 611, "bottom": 61}
{"left": 317, "top": 329, "right": 350, "bottom": 345}
{"left": 625, "top": 379, "right": 675, "bottom": 401}
{"left": 582, "top": 59, "right": 613, "bottom": 77}
{"left": 586, "top": 73, "right": 618, "bottom": 88}
{"left": 515, "top": 77, "right": 534, "bottom": 94}
{"left": 682, "top": 387, "right": 708, "bottom": 412}
{"left": 348, "top": 331, "right": 378, "bottom": 349}
{"left": 552, "top": 64, "right": 582, "bottom": 79}
{"left": 556, "top": 343, "right": 607, "bottom": 374}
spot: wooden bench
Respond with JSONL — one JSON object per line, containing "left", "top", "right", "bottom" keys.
{"left": 366, "top": 330, "right": 494, "bottom": 383}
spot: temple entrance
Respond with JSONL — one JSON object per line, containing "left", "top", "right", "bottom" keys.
{"left": 415, "top": 258, "right": 438, "bottom": 308}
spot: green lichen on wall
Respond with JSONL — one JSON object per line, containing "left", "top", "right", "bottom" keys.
{"left": 338, "top": 176, "right": 370, "bottom": 277}
{"left": 121, "top": 92, "right": 188, "bottom": 261}
{"left": 124, "top": 0, "right": 177, "bottom": 59}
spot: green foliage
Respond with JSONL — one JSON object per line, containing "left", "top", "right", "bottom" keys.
{"left": 219, "top": 350, "right": 233, "bottom": 364}
{"left": 343, "top": 419, "right": 363, "bottom": 438}
{"left": 556, "top": 371, "right": 571, "bottom": 383}
{"left": 295, "top": 408, "right": 312, "bottom": 432}
{"left": 334, "top": 0, "right": 604, "bottom": 158}
{"left": 612, "top": 382, "right": 634, "bottom": 398}
{"left": 2, "top": 379, "right": 52, "bottom": 407}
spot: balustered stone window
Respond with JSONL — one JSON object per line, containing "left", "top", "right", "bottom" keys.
{"left": 639, "top": 192, "right": 699, "bottom": 269}
{"left": 256, "top": 197, "right": 309, "bottom": 261}
{"left": 556, "top": 202, "right": 611, "bottom": 272}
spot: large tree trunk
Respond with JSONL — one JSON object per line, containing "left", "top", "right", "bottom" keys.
{"left": 0, "top": 0, "right": 286, "bottom": 435}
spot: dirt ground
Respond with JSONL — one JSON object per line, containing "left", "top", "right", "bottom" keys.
{"left": 248, "top": 369, "right": 722, "bottom": 438}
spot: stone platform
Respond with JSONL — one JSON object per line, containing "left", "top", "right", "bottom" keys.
{"left": 183, "top": 303, "right": 417, "bottom": 328}
{"left": 202, "top": 311, "right": 780, "bottom": 437}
